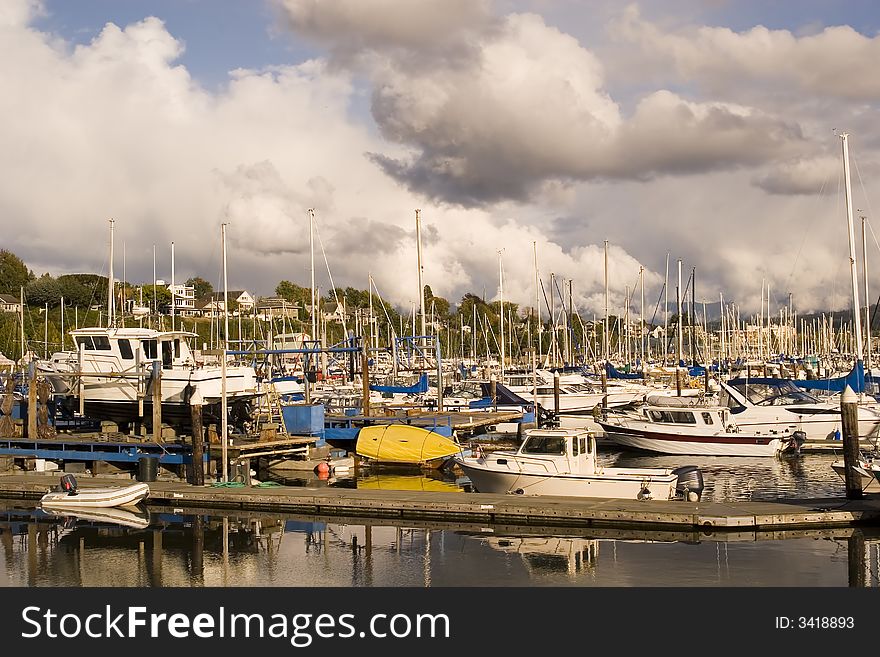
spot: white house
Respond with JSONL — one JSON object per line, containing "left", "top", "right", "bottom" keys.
{"left": 199, "top": 290, "right": 255, "bottom": 316}
{"left": 0, "top": 294, "right": 22, "bottom": 313}
{"left": 167, "top": 284, "right": 196, "bottom": 316}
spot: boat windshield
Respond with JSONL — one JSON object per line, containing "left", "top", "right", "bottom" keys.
{"left": 521, "top": 435, "right": 567, "bottom": 455}
{"left": 729, "top": 380, "right": 820, "bottom": 406}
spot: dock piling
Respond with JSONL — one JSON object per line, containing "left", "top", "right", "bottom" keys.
{"left": 151, "top": 361, "right": 162, "bottom": 443}
{"left": 190, "top": 403, "right": 205, "bottom": 486}
{"left": 841, "top": 385, "right": 863, "bottom": 500}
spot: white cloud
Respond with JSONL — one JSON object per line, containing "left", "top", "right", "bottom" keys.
{"left": 3, "top": 2, "right": 878, "bottom": 322}
{"left": 279, "top": 3, "right": 806, "bottom": 205}
{"left": 609, "top": 4, "right": 880, "bottom": 100}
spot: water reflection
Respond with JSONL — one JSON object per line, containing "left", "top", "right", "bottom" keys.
{"left": 602, "top": 451, "right": 844, "bottom": 501}
{"left": 3, "top": 503, "right": 880, "bottom": 587}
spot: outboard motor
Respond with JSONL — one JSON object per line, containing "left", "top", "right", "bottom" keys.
{"left": 59, "top": 474, "right": 78, "bottom": 495}
{"left": 790, "top": 430, "right": 807, "bottom": 452}
{"left": 672, "top": 466, "right": 704, "bottom": 502}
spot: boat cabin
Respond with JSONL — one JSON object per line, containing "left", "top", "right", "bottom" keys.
{"left": 639, "top": 406, "right": 731, "bottom": 428}
{"left": 70, "top": 327, "right": 198, "bottom": 371}
{"left": 513, "top": 429, "right": 599, "bottom": 475}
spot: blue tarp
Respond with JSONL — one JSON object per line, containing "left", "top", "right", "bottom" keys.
{"left": 370, "top": 372, "right": 429, "bottom": 394}
{"left": 793, "top": 360, "right": 865, "bottom": 394}
{"left": 605, "top": 362, "right": 643, "bottom": 380}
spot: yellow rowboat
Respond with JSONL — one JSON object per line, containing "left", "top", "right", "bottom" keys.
{"left": 355, "top": 424, "right": 460, "bottom": 467}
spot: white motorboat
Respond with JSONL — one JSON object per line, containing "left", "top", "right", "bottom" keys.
{"left": 718, "top": 377, "right": 880, "bottom": 442}
{"left": 598, "top": 405, "right": 805, "bottom": 457}
{"left": 454, "top": 428, "right": 704, "bottom": 501}
{"left": 40, "top": 475, "right": 149, "bottom": 509}
{"left": 39, "top": 327, "right": 260, "bottom": 431}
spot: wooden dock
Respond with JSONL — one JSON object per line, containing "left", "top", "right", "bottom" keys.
{"left": 3, "top": 472, "right": 880, "bottom": 532}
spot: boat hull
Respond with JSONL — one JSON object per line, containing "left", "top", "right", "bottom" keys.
{"left": 455, "top": 457, "right": 678, "bottom": 499}
{"left": 356, "top": 424, "right": 459, "bottom": 466}
{"left": 40, "top": 483, "right": 150, "bottom": 509}
{"left": 599, "top": 422, "right": 788, "bottom": 457}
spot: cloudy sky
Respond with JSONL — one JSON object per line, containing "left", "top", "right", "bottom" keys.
{"left": 3, "top": 0, "right": 880, "bottom": 321}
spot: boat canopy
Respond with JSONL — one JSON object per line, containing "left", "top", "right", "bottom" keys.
{"left": 726, "top": 378, "right": 820, "bottom": 406}
{"left": 792, "top": 361, "right": 864, "bottom": 394}
{"left": 605, "top": 362, "right": 643, "bottom": 380}
{"left": 470, "top": 381, "right": 533, "bottom": 408}
{"left": 369, "top": 372, "right": 429, "bottom": 395}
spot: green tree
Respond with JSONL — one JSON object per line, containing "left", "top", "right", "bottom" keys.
{"left": 275, "top": 280, "right": 311, "bottom": 305}
{"left": 56, "top": 275, "right": 93, "bottom": 307}
{"left": 0, "top": 249, "right": 34, "bottom": 296}
{"left": 186, "top": 276, "right": 214, "bottom": 299}
{"left": 25, "top": 274, "right": 61, "bottom": 307}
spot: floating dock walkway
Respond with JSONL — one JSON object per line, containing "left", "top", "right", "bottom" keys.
{"left": 2, "top": 473, "right": 879, "bottom": 532}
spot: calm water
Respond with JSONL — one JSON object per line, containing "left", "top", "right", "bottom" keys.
{"left": 1, "top": 448, "right": 877, "bottom": 587}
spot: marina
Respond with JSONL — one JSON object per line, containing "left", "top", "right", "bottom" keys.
{"left": 5, "top": 6, "right": 880, "bottom": 631}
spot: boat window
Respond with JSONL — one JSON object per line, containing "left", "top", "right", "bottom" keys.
{"left": 92, "top": 335, "right": 111, "bottom": 350}
{"left": 572, "top": 438, "right": 579, "bottom": 456}
{"left": 649, "top": 410, "right": 677, "bottom": 423}
{"left": 670, "top": 411, "right": 696, "bottom": 424}
{"left": 118, "top": 339, "right": 134, "bottom": 360}
{"left": 174, "top": 338, "right": 181, "bottom": 359}
{"left": 142, "top": 339, "right": 158, "bottom": 360}
{"left": 522, "top": 435, "right": 567, "bottom": 455}
{"left": 579, "top": 437, "right": 586, "bottom": 454}
{"left": 161, "top": 340, "right": 173, "bottom": 368}
{"left": 701, "top": 412, "right": 714, "bottom": 425}
{"left": 75, "top": 336, "right": 94, "bottom": 350}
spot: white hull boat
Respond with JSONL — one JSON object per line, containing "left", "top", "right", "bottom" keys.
{"left": 454, "top": 428, "right": 704, "bottom": 501}
{"left": 598, "top": 405, "right": 804, "bottom": 457}
{"left": 40, "top": 476, "right": 149, "bottom": 509}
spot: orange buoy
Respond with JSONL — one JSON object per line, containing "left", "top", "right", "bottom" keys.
{"left": 315, "top": 461, "right": 331, "bottom": 476}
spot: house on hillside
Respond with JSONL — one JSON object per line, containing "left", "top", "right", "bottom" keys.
{"left": 0, "top": 294, "right": 22, "bottom": 313}
{"left": 198, "top": 290, "right": 255, "bottom": 316}
{"left": 167, "top": 284, "right": 196, "bottom": 316}
{"left": 322, "top": 300, "right": 351, "bottom": 322}
{"left": 256, "top": 297, "right": 301, "bottom": 321}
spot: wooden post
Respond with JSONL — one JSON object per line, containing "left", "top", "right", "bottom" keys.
{"left": 490, "top": 374, "right": 498, "bottom": 411}
{"left": 152, "top": 361, "right": 162, "bottom": 443}
{"left": 362, "top": 346, "right": 371, "bottom": 417}
{"left": 675, "top": 367, "right": 682, "bottom": 396}
{"left": 190, "top": 403, "right": 205, "bottom": 485}
{"left": 78, "top": 342, "right": 85, "bottom": 417}
{"left": 841, "top": 385, "right": 863, "bottom": 500}
{"left": 27, "top": 362, "right": 37, "bottom": 440}
{"left": 600, "top": 369, "right": 607, "bottom": 413}
{"left": 553, "top": 372, "right": 559, "bottom": 418}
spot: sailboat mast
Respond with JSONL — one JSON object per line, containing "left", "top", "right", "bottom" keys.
{"left": 416, "top": 209, "right": 426, "bottom": 338}
{"left": 107, "top": 218, "right": 115, "bottom": 328}
{"left": 676, "top": 258, "right": 683, "bottom": 364}
{"left": 308, "top": 209, "right": 316, "bottom": 342}
{"left": 170, "top": 240, "right": 175, "bottom": 331}
{"left": 221, "top": 222, "right": 229, "bottom": 483}
{"left": 639, "top": 266, "right": 645, "bottom": 364}
{"left": 841, "top": 132, "right": 864, "bottom": 364}
{"left": 498, "top": 250, "right": 505, "bottom": 376}
{"left": 862, "top": 216, "right": 871, "bottom": 371}
{"left": 603, "top": 241, "right": 609, "bottom": 363}
{"left": 664, "top": 253, "right": 669, "bottom": 365}
{"left": 534, "top": 241, "right": 541, "bottom": 367}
